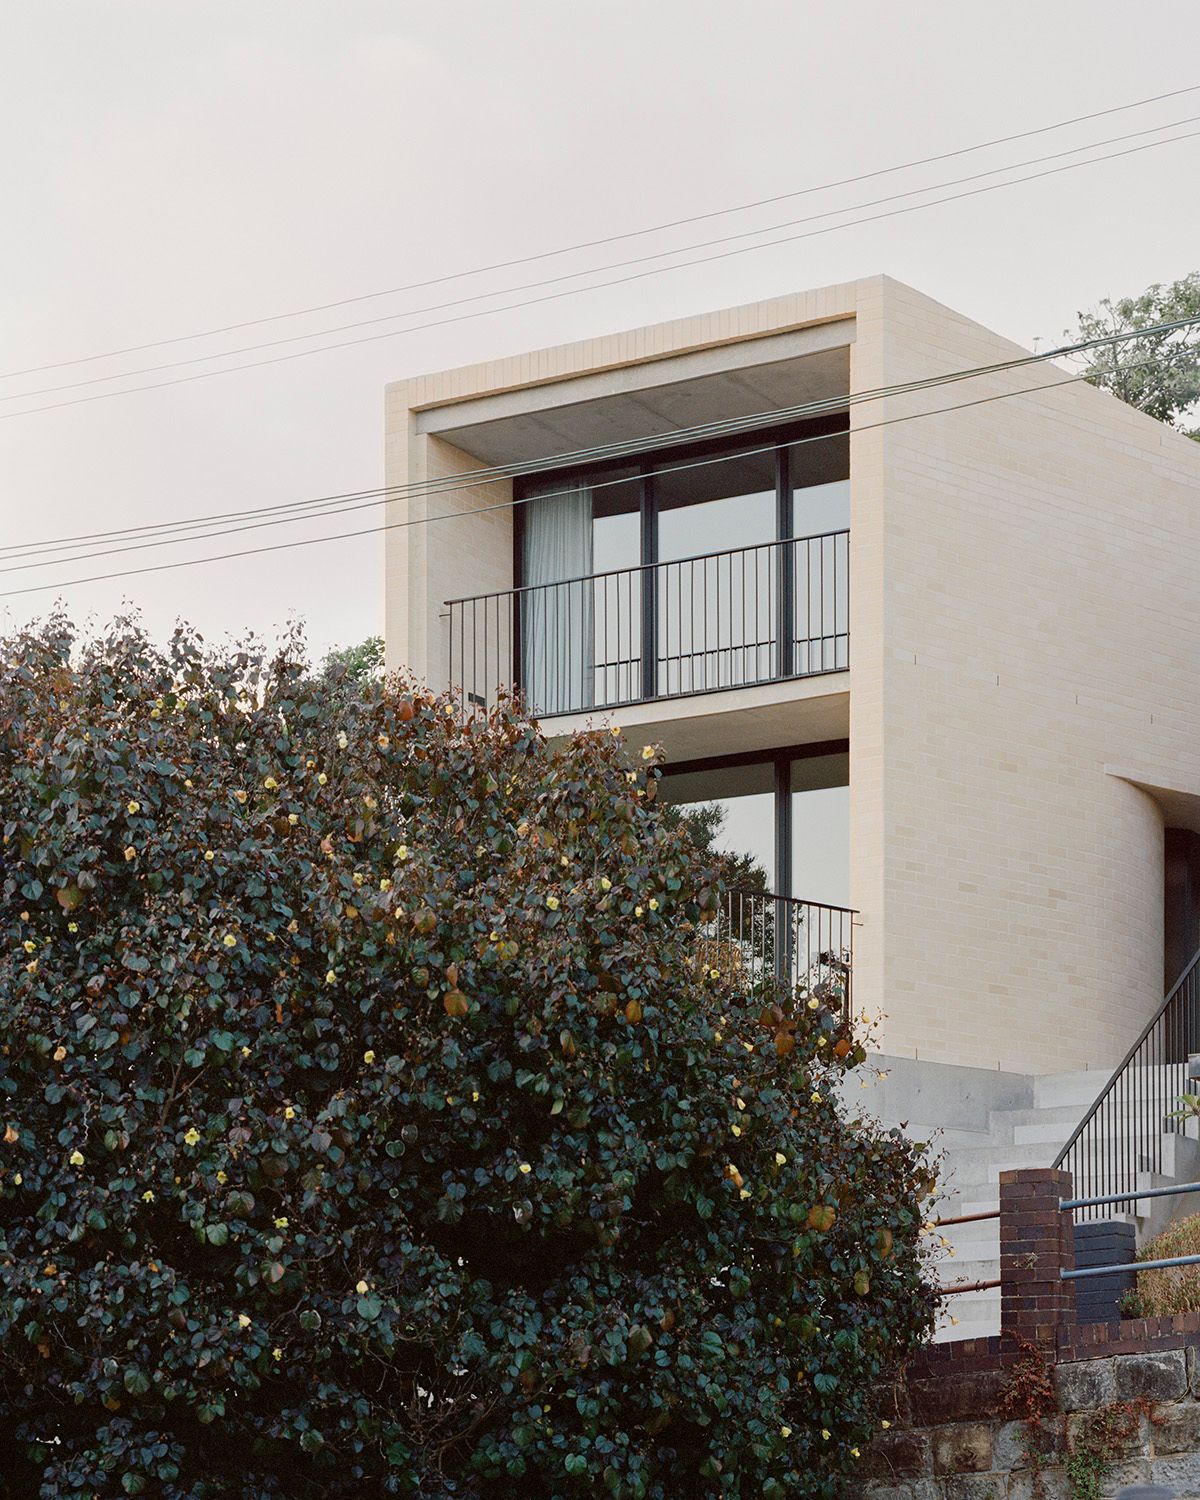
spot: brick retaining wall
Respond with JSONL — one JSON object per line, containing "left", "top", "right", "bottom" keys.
{"left": 844, "top": 1168, "right": 1200, "bottom": 1497}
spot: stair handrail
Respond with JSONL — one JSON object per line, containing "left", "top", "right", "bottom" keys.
{"left": 1053, "top": 944, "right": 1200, "bottom": 1220}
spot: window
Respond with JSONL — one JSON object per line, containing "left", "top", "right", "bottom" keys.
{"left": 513, "top": 419, "right": 849, "bottom": 712}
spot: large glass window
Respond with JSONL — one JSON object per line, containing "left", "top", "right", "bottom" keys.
{"left": 514, "top": 421, "right": 849, "bottom": 714}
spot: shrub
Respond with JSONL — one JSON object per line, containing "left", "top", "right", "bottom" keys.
{"left": 0, "top": 617, "right": 934, "bottom": 1498}
{"left": 1131, "top": 1212, "right": 1200, "bottom": 1315}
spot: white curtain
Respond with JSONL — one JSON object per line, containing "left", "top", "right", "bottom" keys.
{"left": 522, "top": 481, "right": 594, "bottom": 715}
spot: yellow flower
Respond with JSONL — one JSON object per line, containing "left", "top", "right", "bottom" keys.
{"left": 735, "top": 1097, "right": 745, "bottom": 1111}
{"left": 634, "top": 905, "right": 643, "bottom": 917}
{"left": 648, "top": 898, "right": 659, "bottom": 911}
{"left": 395, "top": 844, "right": 408, "bottom": 860}
{"left": 184, "top": 778, "right": 193, "bottom": 789}
{"left": 775, "top": 1152, "right": 787, "bottom": 1166}
{"left": 780, "top": 1425, "right": 792, "bottom": 1439}
{"left": 851, "top": 1447, "right": 861, "bottom": 1459}
{"left": 379, "top": 878, "right": 392, "bottom": 892}
{"left": 53, "top": 1045, "right": 66, "bottom": 1062}
{"left": 807, "top": 998, "right": 820, "bottom": 1011}
{"left": 881, "top": 1420, "right": 892, "bottom": 1430}
{"left": 545, "top": 896, "right": 560, "bottom": 911}
{"left": 821, "top": 1429, "right": 831, "bottom": 1441}
{"left": 284, "top": 1106, "right": 296, "bottom": 1120}
{"left": 234, "top": 790, "right": 247, "bottom": 805}
{"left": 123, "top": 846, "right": 136, "bottom": 862}
{"left": 272, "top": 1347, "right": 282, "bottom": 1361}
{"left": 69, "top": 1150, "right": 84, "bottom": 1166}
{"left": 142, "top": 1190, "right": 154, "bottom": 1203}
{"left": 363, "top": 1050, "right": 375, "bottom": 1064}
{"left": 471, "top": 1091, "right": 480, "bottom": 1102}
{"left": 264, "top": 776, "right": 278, "bottom": 790}
{"left": 68, "top": 921, "right": 78, "bottom": 933}
{"left": 288, "top": 813, "right": 298, "bottom": 825}
{"left": 127, "top": 800, "right": 140, "bottom": 814}
{"left": 317, "top": 773, "right": 328, "bottom": 786}
{"left": 600, "top": 877, "right": 612, "bottom": 892}
{"left": 240, "top": 1046, "right": 251, "bottom": 1058}
{"left": 363, "top": 795, "right": 377, "bottom": 811}
{"left": 356, "top": 1280, "right": 369, "bottom": 1294}
{"left": 626, "top": 772, "right": 637, "bottom": 784}
{"left": 377, "top": 734, "right": 389, "bottom": 749}
{"left": 216, "top": 1170, "right": 227, "bottom": 1184}
{"left": 817, "top": 1036, "right": 828, "bottom": 1047}
{"left": 12, "top": 1173, "right": 21, "bottom": 1186}
{"left": 25, "top": 960, "right": 37, "bottom": 974}
{"left": 325, "top": 971, "right": 337, "bottom": 985}
{"left": 238, "top": 1313, "right": 251, "bottom": 1328}
{"left": 713, "top": 1031, "right": 722, "bottom": 1042}
{"left": 204, "top": 851, "right": 215, "bottom": 863}
{"left": 739, "top": 1188, "right": 751, "bottom": 1200}
{"left": 640, "top": 745, "right": 654, "bottom": 761}
{"left": 518, "top": 1162, "right": 532, "bottom": 1175}
{"left": 183, "top": 1128, "right": 200, "bottom": 1147}
{"left": 810, "top": 1093, "right": 823, "bottom": 1105}
{"left": 337, "top": 732, "right": 348, "bottom": 750}
{"left": 609, "top": 726, "right": 621, "bottom": 738}
{"left": 731, "top": 1124, "right": 741, "bottom": 1137}
{"left": 222, "top": 934, "right": 238, "bottom": 948}
{"left": 709, "top": 968, "right": 720, "bottom": 980}
{"left": 22, "top": 940, "right": 35, "bottom": 954}
{"left": 274, "top": 1216, "right": 288, "bottom": 1229}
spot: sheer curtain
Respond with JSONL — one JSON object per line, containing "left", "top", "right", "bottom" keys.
{"left": 522, "top": 480, "right": 594, "bottom": 715}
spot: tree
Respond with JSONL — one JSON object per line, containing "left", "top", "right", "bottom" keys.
{"left": 1057, "top": 272, "right": 1200, "bottom": 440}
{"left": 318, "top": 636, "right": 385, "bottom": 689}
{"left": 0, "top": 616, "right": 934, "bottom": 1498}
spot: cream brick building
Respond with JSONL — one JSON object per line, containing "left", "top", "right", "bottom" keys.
{"left": 384, "top": 275, "right": 1200, "bottom": 1084}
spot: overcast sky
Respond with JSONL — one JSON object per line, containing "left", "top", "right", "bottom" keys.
{"left": 2, "top": 1, "right": 1198, "bottom": 664}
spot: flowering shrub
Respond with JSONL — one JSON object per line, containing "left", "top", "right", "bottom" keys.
{"left": 0, "top": 618, "right": 933, "bottom": 1498}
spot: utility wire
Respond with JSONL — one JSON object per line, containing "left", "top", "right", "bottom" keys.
{"left": 0, "top": 372, "right": 1106, "bottom": 600}
{"left": 5, "top": 333, "right": 1196, "bottom": 599}
{"left": 6, "top": 112, "right": 1199, "bottom": 406}
{"left": 3, "top": 312, "right": 1198, "bottom": 572}
{"left": 3, "top": 125, "right": 1200, "bottom": 425}
{"left": 4, "top": 81, "right": 1196, "bottom": 383}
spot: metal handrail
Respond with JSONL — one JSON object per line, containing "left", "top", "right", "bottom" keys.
{"left": 706, "top": 886, "right": 856, "bottom": 1017}
{"left": 446, "top": 531, "right": 850, "bottom": 719}
{"left": 443, "top": 528, "right": 850, "bottom": 607}
{"left": 1054, "top": 944, "right": 1200, "bottom": 1220}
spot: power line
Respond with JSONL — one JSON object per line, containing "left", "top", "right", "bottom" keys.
{"left": 3, "top": 125, "right": 1200, "bottom": 425}
{"left": 3, "top": 311, "right": 1198, "bottom": 573}
{"left": 4, "top": 81, "right": 1196, "bottom": 384}
{"left": 6, "top": 337, "right": 1196, "bottom": 600}
{"left": 7, "top": 112, "right": 1200, "bottom": 407}
{"left": 0, "top": 373, "right": 1102, "bottom": 600}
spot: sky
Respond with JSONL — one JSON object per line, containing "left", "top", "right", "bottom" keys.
{"left": 2, "top": 0, "right": 1199, "bottom": 665}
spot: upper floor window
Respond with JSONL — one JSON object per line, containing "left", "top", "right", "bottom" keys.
{"left": 507, "top": 420, "right": 849, "bottom": 714}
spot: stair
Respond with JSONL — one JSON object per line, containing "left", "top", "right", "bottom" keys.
{"left": 925, "top": 1066, "right": 1200, "bottom": 1342}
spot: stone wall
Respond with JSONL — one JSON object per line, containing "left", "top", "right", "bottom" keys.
{"left": 851, "top": 1344, "right": 1200, "bottom": 1499}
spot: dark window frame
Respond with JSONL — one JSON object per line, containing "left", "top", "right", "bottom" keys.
{"left": 512, "top": 413, "right": 849, "bottom": 591}
{"left": 659, "top": 739, "right": 849, "bottom": 906}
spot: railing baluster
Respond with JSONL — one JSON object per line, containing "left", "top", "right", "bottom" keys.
{"left": 445, "top": 531, "right": 849, "bottom": 715}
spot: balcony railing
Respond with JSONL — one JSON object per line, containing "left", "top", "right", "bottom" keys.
{"left": 701, "top": 888, "right": 855, "bottom": 1018}
{"left": 446, "top": 531, "right": 849, "bottom": 718}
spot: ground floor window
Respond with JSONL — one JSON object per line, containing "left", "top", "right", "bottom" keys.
{"left": 658, "top": 743, "right": 849, "bottom": 908}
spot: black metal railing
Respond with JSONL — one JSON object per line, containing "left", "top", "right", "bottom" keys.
{"left": 1054, "top": 946, "right": 1200, "bottom": 1221}
{"left": 445, "top": 531, "right": 849, "bottom": 718}
{"left": 698, "top": 888, "right": 855, "bottom": 1018}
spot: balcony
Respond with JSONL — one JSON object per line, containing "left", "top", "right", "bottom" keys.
{"left": 446, "top": 530, "right": 849, "bottom": 719}
{"left": 704, "top": 888, "right": 855, "bottom": 1017}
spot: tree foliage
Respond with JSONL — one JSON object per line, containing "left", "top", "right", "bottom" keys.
{"left": 1059, "top": 272, "right": 1200, "bottom": 439}
{"left": 0, "top": 617, "right": 933, "bottom": 1498}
